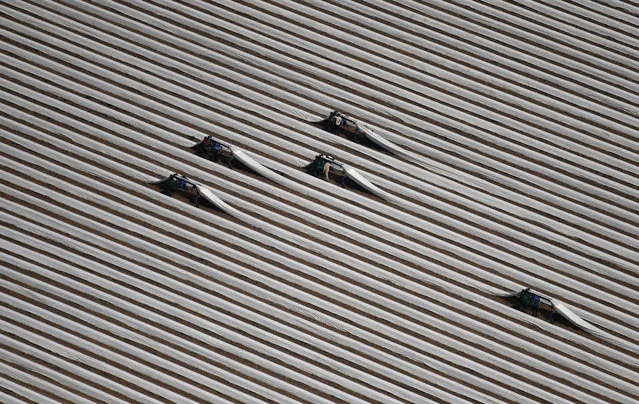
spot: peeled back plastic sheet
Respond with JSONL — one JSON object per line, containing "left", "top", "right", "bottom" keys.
{"left": 551, "top": 301, "right": 636, "bottom": 352}
{"left": 232, "top": 145, "right": 395, "bottom": 204}
{"left": 191, "top": 141, "right": 304, "bottom": 176}
{"left": 151, "top": 175, "right": 296, "bottom": 243}
{"left": 231, "top": 147, "right": 284, "bottom": 178}
{"left": 490, "top": 289, "right": 523, "bottom": 299}
{"left": 358, "top": 127, "right": 462, "bottom": 179}
{"left": 495, "top": 288, "right": 637, "bottom": 353}
{"left": 151, "top": 175, "right": 231, "bottom": 212}
{"left": 341, "top": 165, "right": 395, "bottom": 202}
{"left": 197, "top": 186, "right": 235, "bottom": 213}
{"left": 552, "top": 301, "right": 599, "bottom": 333}
{"left": 360, "top": 127, "right": 411, "bottom": 158}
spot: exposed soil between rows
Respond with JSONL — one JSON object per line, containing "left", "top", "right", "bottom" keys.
{"left": 1, "top": 0, "right": 638, "bottom": 403}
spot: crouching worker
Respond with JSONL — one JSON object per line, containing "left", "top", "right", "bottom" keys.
{"left": 307, "top": 155, "right": 325, "bottom": 178}
{"left": 328, "top": 110, "right": 341, "bottom": 132}
{"left": 200, "top": 136, "right": 222, "bottom": 162}
{"left": 516, "top": 287, "right": 540, "bottom": 317}
{"left": 162, "top": 173, "right": 180, "bottom": 196}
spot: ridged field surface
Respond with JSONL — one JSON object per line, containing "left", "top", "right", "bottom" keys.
{"left": 1, "top": 0, "right": 638, "bottom": 403}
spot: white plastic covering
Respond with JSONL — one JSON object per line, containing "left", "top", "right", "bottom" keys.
{"left": 3, "top": 0, "right": 639, "bottom": 402}
{"left": 0, "top": 361, "right": 87, "bottom": 404}
{"left": 152, "top": 173, "right": 266, "bottom": 228}
{"left": 2, "top": 148, "right": 636, "bottom": 400}
{"left": 0, "top": 331, "right": 134, "bottom": 404}
{"left": 198, "top": 146, "right": 639, "bottom": 357}
{"left": 2, "top": 93, "right": 636, "bottom": 362}
{"left": 342, "top": 164, "right": 395, "bottom": 201}
{"left": 1, "top": 163, "right": 616, "bottom": 400}
{"left": 232, "top": 144, "right": 397, "bottom": 203}
{"left": 359, "top": 126, "right": 415, "bottom": 160}
{"left": 3, "top": 6, "right": 636, "bottom": 262}
{"left": 7, "top": 135, "right": 637, "bottom": 382}
{"left": 495, "top": 288, "right": 637, "bottom": 352}
{"left": 231, "top": 147, "right": 294, "bottom": 176}
{"left": 551, "top": 301, "right": 637, "bottom": 352}
{"left": 2, "top": 60, "right": 636, "bottom": 348}
{"left": 197, "top": 185, "right": 233, "bottom": 211}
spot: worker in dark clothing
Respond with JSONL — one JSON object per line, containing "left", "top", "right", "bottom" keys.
{"left": 163, "top": 173, "right": 180, "bottom": 196}
{"left": 201, "top": 136, "right": 221, "bottom": 162}
{"left": 516, "top": 287, "right": 540, "bottom": 317}
{"left": 308, "top": 155, "right": 324, "bottom": 177}
{"left": 516, "top": 288, "right": 533, "bottom": 311}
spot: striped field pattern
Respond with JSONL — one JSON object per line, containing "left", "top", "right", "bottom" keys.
{"left": 1, "top": 0, "right": 638, "bottom": 403}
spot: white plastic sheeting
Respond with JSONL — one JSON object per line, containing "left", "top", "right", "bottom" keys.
{"left": 2, "top": 7, "right": 636, "bottom": 274}
{"left": 0, "top": 205, "right": 499, "bottom": 403}
{"left": 197, "top": 185, "right": 234, "bottom": 211}
{"left": 2, "top": 0, "right": 639, "bottom": 402}
{"left": 0, "top": 234, "right": 476, "bottom": 403}
{"left": 4, "top": 4, "right": 637, "bottom": 261}
{"left": 175, "top": 0, "right": 639, "bottom": 179}
{"left": 494, "top": 289, "right": 637, "bottom": 352}
{"left": 359, "top": 126, "right": 422, "bottom": 164}
{"left": 6, "top": 134, "right": 638, "bottom": 385}
{"left": 0, "top": 281, "right": 286, "bottom": 404}
{"left": 14, "top": 0, "right": 638, "bottom": 196}
{"left": 8, "top": 64, "right": 632, "bottom": 334}
{"left": 184, "top": 141, "right": 635, "bottom": 351}
{"left": 3, "top": 145, "right": 632, "bottom": 400}
{"left": 207, "top": 149, "right": 639, "bottom": 355}
{"left": 231, "top": 147, "right": 298, "bottom": 176}
{"left": 0, "top": 330, "right": 134, "bottom": 404}
{"left": 341, "top": 164, "right": 395, "bottom": 201}
{"left": 0, "top": 143, "right": 529, "bottom": 401}
{"left": 0, "top": 210, "right": 604, "bottom": 402}
{"left": 4, "top": 93, "right": 639, "bottom": 355}
{"left": 5, "top": 87, "right": 639, "bottom": 356}
{"left": 550, "top": 301, "right": 637, "bottom": 352}
{"left": 154, "top": 172, "right": 270, "bottom": 228}
{"left": 0, "top": 360, "right": 93, "bottom": 404}
{"left": 227, "top": 140, "right": 397, "bottom": 203}
{"left": 0, "top": 316, "right": 195, "bottom": 404}
{"left": 0, "top": 142, "right": 636, "bottom": 400}
{"left": 0, "top": 378, "right": 65, "bottom": 404}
